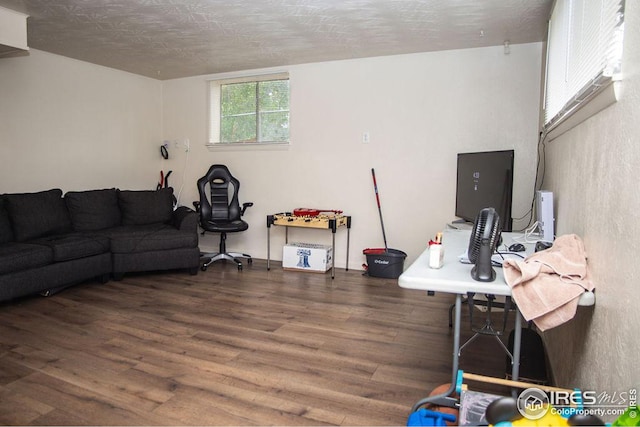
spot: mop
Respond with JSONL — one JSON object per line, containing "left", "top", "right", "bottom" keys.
{"left": 363, "top": 168, "right": 406, "bottom": 278}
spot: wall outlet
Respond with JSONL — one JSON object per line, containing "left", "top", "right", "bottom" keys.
{"left": 174, "top": 139, "right": 190, "bottom": 151}
{"left": 362, "top": 132, "right": 370, "bottom": 144}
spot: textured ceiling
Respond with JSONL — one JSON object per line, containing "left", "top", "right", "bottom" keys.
{"left": 0, "top": 0, "right": 552, "bottom": 80}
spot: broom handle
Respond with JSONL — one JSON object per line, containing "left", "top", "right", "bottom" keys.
{"left": 371, "top": 168, "right": 388, "bottom": 250}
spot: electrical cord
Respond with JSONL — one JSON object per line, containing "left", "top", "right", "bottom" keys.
{"left": 512, "top": 129, "right": 549, "bottom": 232}
{"left": 175, "top": 142, "right": 190, "bottom": 208}
{"left": 511, "top": 221, "right": 544, "bottom": 244}
{"left": 492, "top": 249, "right": 526, "bottom": 267}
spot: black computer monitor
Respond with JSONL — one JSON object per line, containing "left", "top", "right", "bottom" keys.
{"left": 455, "top": 149, "right": 514, "bottom": 232}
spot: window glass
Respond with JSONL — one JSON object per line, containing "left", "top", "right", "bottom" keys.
{"left": 209, "top": 74, "right": 290, "bottom": 146}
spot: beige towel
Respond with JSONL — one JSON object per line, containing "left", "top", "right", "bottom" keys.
{"left": 503, "top": 234, "right": 594, "bottom": 331}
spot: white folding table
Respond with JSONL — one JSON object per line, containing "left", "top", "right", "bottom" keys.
{"left": 398, "top": 228, "right": 528, "bottom": 411}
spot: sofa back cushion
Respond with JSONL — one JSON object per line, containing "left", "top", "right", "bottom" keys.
{"left": 4, "top": 189, "right": 72, "bottom": 242}
{"left": 0, "top": 197, "right": 14, "bottom": 244}
{"left": 65, "top": 188, "right": 121, "bottom": 231}
{"left": 118, "top": 188, "right": 174, "bottom": 225}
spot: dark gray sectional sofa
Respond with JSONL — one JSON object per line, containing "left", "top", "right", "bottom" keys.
{"left": 0, "top": 187, "right": 200, "bottom": 303}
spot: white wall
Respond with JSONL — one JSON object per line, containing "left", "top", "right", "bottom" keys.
{"left": 0, "top": 49, "right": 162, "bottom": 193}
{"left": 0, "top": 46, "right": 542, "bottom": 268}
{"left": 541, "top": 1, "right": 640, "bottom": 404}
{"left": 163, "top": 44, "right": 542, "bottom": 268}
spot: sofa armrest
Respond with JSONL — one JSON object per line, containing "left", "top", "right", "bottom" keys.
{"left": 172, "top": 206, "right": 198, "bottom": 233}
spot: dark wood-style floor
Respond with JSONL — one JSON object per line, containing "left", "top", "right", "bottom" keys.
{"left": 0, "top": 260, "right": 513, "bottom": 425}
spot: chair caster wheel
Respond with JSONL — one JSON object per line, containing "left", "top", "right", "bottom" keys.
{"left": 237, "top": 265, "right": 243, "bottom": 271}
{"left": 247, "top": 258, "right": 253, "bottom": 264}
{"left": 201, "top": 265, "right": 208, "bottom": 272}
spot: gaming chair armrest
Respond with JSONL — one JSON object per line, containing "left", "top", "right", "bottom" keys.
{"left": 241, "top": 202, "right": 253, "bottom": 216}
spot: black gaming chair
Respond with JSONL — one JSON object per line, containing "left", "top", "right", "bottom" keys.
{"left": 195, "top": 164, "right": 253, "bottom": 271}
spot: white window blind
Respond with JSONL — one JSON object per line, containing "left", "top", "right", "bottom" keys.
{"left": 543, "top": 0, "right": 624, "bottom": 134}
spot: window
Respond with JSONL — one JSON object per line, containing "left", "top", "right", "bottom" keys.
{"left": 208, "top": 73, "right": 290, "bottom": 146}
{"left": 543, "top": 0, "right": 624, "bottom": 137}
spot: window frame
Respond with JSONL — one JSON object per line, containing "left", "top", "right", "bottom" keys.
{"left": 207, "top": 72, "right": 290, "bottom": 149}
{"left": 542, "top": 0, "right": 625, "bottom": 139}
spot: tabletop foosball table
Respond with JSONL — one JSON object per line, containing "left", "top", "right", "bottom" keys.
{"left": 266, "top": 209, "right": 351, "bottom": 279}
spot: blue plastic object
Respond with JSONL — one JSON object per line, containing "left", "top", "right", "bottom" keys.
{"left": 407, "top": 408, "right": 457, "bottom": 426}
{"left": 456, "top": 370, "right": 465, "bottom": 394}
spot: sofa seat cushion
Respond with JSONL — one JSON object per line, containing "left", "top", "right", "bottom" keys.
{"left": 65, "top": 189, "right": 121, "bottom": 231}
{"left": 32, "top": 233, "right": 111, "bottom": 262}
{"left": 4, "top": 189, "right": 72, "bottom": 242}
{"left": 106, "top": 224, "right": 198, "bottom": 254}
{"left": 0, "top": 243, "right": 53, "bottom": 274}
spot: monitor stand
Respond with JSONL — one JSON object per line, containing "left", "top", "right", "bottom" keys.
{"left": 448, "top": 219, "right": 473, "bottom": 230}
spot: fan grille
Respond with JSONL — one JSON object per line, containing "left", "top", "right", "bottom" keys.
{"left": 468, "top": 207, "right": 501, "bottom": 263}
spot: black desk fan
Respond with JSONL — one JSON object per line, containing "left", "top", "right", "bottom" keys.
{"left": 468, "top": 207, "right": 501, "bottom": 282}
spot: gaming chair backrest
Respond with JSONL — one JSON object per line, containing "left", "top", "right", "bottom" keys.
{"left": 197, "top": 165, "right": 242, "bottom": 223}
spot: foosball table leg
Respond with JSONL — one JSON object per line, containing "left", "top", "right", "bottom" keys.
{"left": 266, "top": 215, "right": 273, "bottom": 271}
{"left": 346, "top": 226, "right": 351, "bottom": 271}
{"left": 331, "top": 231, "right": 336, "bottom": 279}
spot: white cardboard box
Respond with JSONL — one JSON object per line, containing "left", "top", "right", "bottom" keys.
{"left": 282, "top": 242, "right": 333, "bottom": 273}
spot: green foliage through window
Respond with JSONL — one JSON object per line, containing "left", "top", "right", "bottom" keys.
{"left": 220, "top": 79, "right": 290, "bottom": 143}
